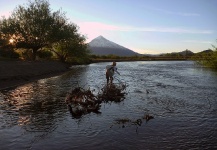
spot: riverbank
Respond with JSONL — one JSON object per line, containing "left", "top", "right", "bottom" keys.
{"left": 0, "top": 60, "right": 71, "bottom": 90}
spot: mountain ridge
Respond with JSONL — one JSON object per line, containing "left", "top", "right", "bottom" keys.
{"left": 88, "top": 36, "right": 139, "bottom": 56}
{"left": 88, "top": 35, "right": 210, "bottom": 56}
{"left": 89, "top": 35, "right": 126, "bottom": 49}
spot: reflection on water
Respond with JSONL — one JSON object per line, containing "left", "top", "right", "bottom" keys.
{"left": 0, "top": 61, "right": 217, "bottom": 149}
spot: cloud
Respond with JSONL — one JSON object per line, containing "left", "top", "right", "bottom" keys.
{"left": 177, "top": 12, "right": 200, "bottom": 17}
{"left": 182, "top": 40, "right": 213, "bottom": 44}
{"left": 0, "top": 11, "right": 12, "bottom": 18}
{"left": 146, "top": 7, "right": 201, "bottom": 17}
{"left": 123, "top": 27, "right": 212, "bottom": 34}
{"left": 151, "top": 8, "right": 200, "bottom": 17}
{"left": 78, "top": 21, "right": 213, "bottom": 36}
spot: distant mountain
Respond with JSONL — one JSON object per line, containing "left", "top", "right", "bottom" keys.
{"left": 177, "top": 49, "right": 194, "bottom": 56}
{"left": 88, "top": 36, "right": 139, "bottom": 56}
{"left": 196, "top": 49, "right": 213, "bottom": 54}
{"left": 159, "top": 49, "right": 194, "bottom": 56}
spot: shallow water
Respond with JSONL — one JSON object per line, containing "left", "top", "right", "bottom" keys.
{"left": 0, "top": 61, "right": 217, "bottom": 150}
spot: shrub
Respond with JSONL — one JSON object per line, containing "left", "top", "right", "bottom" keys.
{"left": 37, "top": 50, "right": 53, "bottom": 59}
{"left": 0, "top": 47, "right": 20, "bottom": 59}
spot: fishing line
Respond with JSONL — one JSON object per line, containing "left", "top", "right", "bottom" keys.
{"left": 113, "top": 76, "right": 131, "bottom": 95}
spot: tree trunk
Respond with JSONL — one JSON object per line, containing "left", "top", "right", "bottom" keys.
{"left": 60, "top": 55, "right": 66, "bottom": 63}
{"left": 32, "top": 48, "right": 38, "bottom": 61}
{"left": 50, "top": 49, "right": 66, "bottom": 63}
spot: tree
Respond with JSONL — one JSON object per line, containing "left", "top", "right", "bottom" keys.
{"left": 193, "top": 40, "right": 217, "bottom": 69}
{"left": 51, "top": 32, "right": 89, "bottom": 63}
{"left": 0, "top": 0, "right": 83, "bottom": 61}
{"left": 208, "top": 43, "right": 217, "bottom": 69}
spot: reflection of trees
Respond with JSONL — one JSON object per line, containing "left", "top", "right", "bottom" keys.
{"left": 59, "top": 66, "right": 89, "bottom": 85}
{"left": 1, "top": 82, "right": 65, "bottom": 132}
{"left": 0, "top": 65, "right": 89, "bottom": 132}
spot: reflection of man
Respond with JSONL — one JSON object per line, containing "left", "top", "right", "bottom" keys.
{"left": 106, "top": 61, "right": 120, "bottom": 84}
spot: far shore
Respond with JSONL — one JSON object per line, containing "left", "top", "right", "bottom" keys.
{"left": 91, "top": 58, "right": 188, "bottom": 63}
{"left": 0, "top": 60, "right": 71, "bottom": 90}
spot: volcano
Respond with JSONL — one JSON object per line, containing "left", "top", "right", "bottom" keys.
{"left": 88, "top": 36, "right": 139, "bottom": 56}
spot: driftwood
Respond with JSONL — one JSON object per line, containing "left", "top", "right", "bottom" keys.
{"left": 97, "top": 83, "right": 127, "bottom": 102}
{"left": 65, "top": 87, "right": 101, "bottom": 118}
{"left": 65, "top": 82, "right": 127, "bottom": 118}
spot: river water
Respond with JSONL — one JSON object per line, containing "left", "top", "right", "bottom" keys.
{"left": 0, "top": 61, "right": 217, "bottom": 150}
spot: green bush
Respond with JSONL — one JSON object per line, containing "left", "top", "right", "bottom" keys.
{"left": 0, "top": 47, "right": 20, "bottom": 59}
{"left": 193, "top": 50, "right": 217, "bottom": 69}
{"left": 37, "top": 50, "right": 53, "bottom": 59}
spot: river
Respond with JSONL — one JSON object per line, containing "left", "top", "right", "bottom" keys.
{"left": 0, "top": 61, "right": 217, "bottom": 150}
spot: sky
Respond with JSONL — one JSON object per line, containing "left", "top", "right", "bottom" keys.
{"left": 0, "top": 0, "right": 217, "bottom": 54}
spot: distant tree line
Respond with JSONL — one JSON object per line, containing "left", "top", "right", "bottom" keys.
{"left": 90, "top": 53, "right": 189, "bottom": 61}
{"left": 90, "top": 47, "right": 217, "bottom": 68}
{"left": 0, "top": 0, "right": 90, "bottom": 64}
{"left": 90, "top": 54, "right": 149, "bottom": 60}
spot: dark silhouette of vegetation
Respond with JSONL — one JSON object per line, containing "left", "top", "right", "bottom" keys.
{"left": 0, "top": 35, "right": 20, "bottom": 59}
{"left": 192, "top": 40, "right": 217, "bottom": 69}
{"left": 37, "top": 49, "right": 53, "bottom": 59}
{"left": 51, "top": 34, "right": 90, "bottom": 63}
{"left": 0, "top": 0, "right": 89, "bottom": 63}
{"left": 90, "top": 53, "right": 188, "bottom": 62}
{"left": 0, "top": 46, "right": 20, "bottom": 59}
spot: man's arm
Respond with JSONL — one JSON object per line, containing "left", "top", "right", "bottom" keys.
{"left": 114, "top": 68, "right": 120, "bottom": 75}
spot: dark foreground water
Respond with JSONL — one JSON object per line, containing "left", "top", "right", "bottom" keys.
{"left": 0, "top": 61, "right": 217, "bottom": 150}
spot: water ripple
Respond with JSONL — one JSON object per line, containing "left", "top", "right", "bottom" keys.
{"left": 1, "top": 61, "right": 217, "bottom": 149}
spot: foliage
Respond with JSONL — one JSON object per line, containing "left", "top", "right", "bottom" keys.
{"left": 192, "top": 41, "right": 217, "bottom": 69}
{"left": 0, "top": 0, "right": 53, "bottom": 60}
{"left": 0, "top": 0, "right": 88, "bottom": 62}
{"left": 51, "top": 34, "right": 90, "bottom": 63}
{"left": 107, "top": 54, "right": 120, "bottom": 59}
{"left": 90, "top": 54, "right": 151, "bottom": 61}
{"left": 0, "top": 46, "right": 20, "bottom": 58}
{"left": 10, "top": 48, "right": 35, "bottom": 60}
{"left": 37, "top": 49, "right": 53, "bottom": 59}
{"left": 0, "top": 35, "right": 19, "bottom": 58}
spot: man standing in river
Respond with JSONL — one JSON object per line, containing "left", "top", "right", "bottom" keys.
{"left": 106, "top": 61, "right": 120, "bottom": 84}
